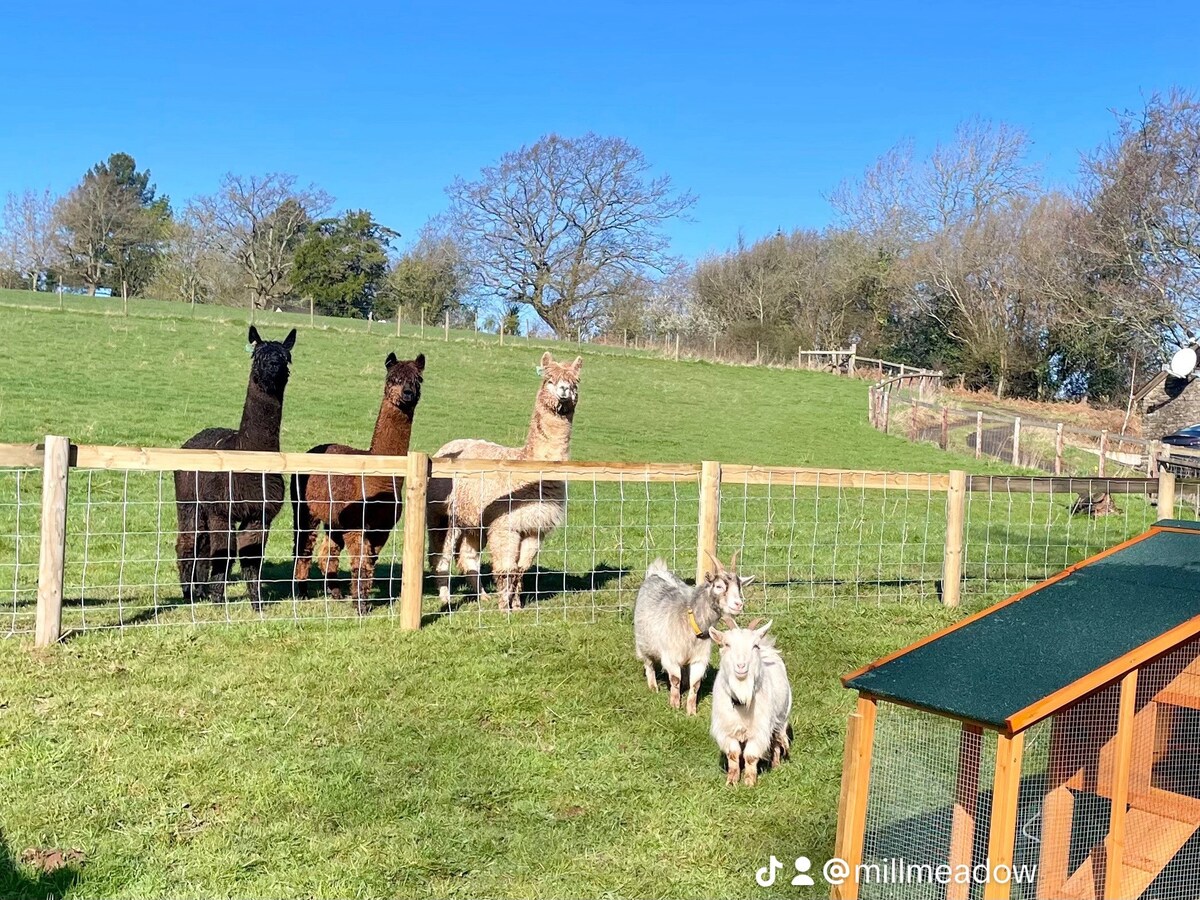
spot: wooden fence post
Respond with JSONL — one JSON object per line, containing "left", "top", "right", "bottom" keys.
{"left": 940, "top": 406, "right": 949, "bottom": 451}
{"left": 1158, "top": 468, "right": 1177, "bottom": 521}
{"left": 674, "top": 334, "right": 680, "bottom": 361}
{"left": 1098, "top": 429, "right": 1108, "bottom": 478}
{"left": 942, "top": 469, "right": 967, "bottom": 608}
{"left": 1011, "top": 417, "right": 1021, "bottom": 466}
{"left": 882, "top": 392, "right": 891, "bottom": 435}
{"left": 975, "top": 412, "right": 983, "bottom": 460}
{"left": 832, "top": 696, "right": 877, "bottom": 900}
{"left": 444, "top": 310, "right": 450, "bottom": 341}
{"left": 399, "top": 452, "right": 430, "bottom": 630}
{"left": 1054, "top": 423, "right": 1064, "bottom": 476}
{"left": 696, "top": 461, "right": 721, "bottom": 583}
{"left": 848, "top": 342, "right": 857, "bottom": 376}
{"left": 983, "top": 731, "right": 1026, "bottom": 900}
{"left": 909, "top": 398, "right": 918, "bottom": 441}
{"left": 35, "top": 435, "right": 71, "bottom": 648}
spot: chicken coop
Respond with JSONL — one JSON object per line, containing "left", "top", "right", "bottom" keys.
{"left": 833, "top": 520, "right": 1200, "bottom": 900}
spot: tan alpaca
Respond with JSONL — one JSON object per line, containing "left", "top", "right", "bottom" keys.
{"left": 427, "top": 352, "right": 582, "bottom": 610}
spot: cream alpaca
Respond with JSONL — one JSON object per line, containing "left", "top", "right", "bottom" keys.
{"left": 427, "top": 352, "right": 582, "bottom": 610}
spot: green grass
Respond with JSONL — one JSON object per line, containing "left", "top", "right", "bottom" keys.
{"left": 0, "top": 290, "right": 1179, "bottom": 897}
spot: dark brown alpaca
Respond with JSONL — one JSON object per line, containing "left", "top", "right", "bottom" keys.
{"left": 174, "top": 326, "right": 297, "bottom": 609}
{"left": 291, "top": 352, "right": 425, "bottom": 614}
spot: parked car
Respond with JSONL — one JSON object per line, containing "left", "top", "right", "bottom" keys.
{"left": 1161, "top": 424, "right": 1200, "bottom": 477}
{"left": 1162, "top": 424, "right": 1200, "bottom": 448}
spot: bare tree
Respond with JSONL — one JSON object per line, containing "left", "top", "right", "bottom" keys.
{"left": 53, "top": 170, "right": 144, "bottom": 294}
{"left": 447, "top": 133, "right": 695, "bottom": 337}
{"left": 1085, "top": 89, "right": 1200, "bottom": 341}
{"left": 2, "top": 188, "right": 58, "bottom": 290}
{"left": 190, "top": 173, "right": 333, "bottom": 309}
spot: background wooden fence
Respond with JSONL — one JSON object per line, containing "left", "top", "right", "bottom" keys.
{"left": 0, "top": 438, "right": 1186, "bottom": 647}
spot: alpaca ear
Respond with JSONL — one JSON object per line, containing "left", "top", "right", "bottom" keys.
{"left": 282, "top": 329, "right": 297, "bottom": 351}
{"left": 248, "top": 326, "right": 262, "bottom": 346}
{"left": 385, "top": 352, "right": 398, "bottom": 369}
{"left": 415, "top": 353, "right": 426, "bottom": 372}
{"left": 540, "top": 351, "right": 553, "bottom": 369}
{"left": 571, "top": 356, "right": 583, "bottom": 374}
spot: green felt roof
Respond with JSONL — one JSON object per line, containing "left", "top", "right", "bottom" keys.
{"left": 845, "top": 521, "right": 1200, "bottom": 729}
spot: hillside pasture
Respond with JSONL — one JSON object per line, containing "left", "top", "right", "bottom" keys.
{"left": 0, "top": 293, "right": 1178, "bottom": 898}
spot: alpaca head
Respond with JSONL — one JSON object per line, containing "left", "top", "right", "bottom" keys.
{"left": 710, "top": 619, "right": 773, "bottom": 706}
{"left": 384, "top": 352, "right": 425, "bottom": 412}
{"left": 248, "top": 326, "right": 296, "bottom": 397}
{"left": 536, "top": 351, "right": 582, "bottom": 416}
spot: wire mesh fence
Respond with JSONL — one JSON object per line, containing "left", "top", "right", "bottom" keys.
{"left": 1, "top": 442, "right": 1195, "bottom": 638}
{"left": 961, "top": 476, "right": 1192, "bottom": 605}
{"left": 860, "top": 704, "right": 998, "bottom": 900}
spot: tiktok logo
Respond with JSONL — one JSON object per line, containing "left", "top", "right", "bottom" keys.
{"left": 755, "top": 856, "right": 816, "bottom": 888}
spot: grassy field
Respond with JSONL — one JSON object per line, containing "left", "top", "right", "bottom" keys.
{"left": 0, "top": 290, "right": 1175, "bottom": 898}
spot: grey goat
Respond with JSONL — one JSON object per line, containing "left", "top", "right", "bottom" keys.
{"left": 633, "top": 552, "right": 752, "bottom": 715}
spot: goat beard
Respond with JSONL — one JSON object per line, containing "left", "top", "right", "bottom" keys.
{"left": 728, "top": 673, "right": 758, "bottom": 707}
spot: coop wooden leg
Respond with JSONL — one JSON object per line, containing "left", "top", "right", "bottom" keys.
{"left": 831, "top": 695, "right": 877, "bottom": 900}
{"left": 1104, "top": 671, "right": 1139, "bottom": 899}
{"left": 984, "top": 731, "right": 1025, "bottom": 900}
{"left": 947, "top": 724, "right": 983, "bottom": 900}
{"left": 1038, "top": 720, "right": 1076, "bottom": 900}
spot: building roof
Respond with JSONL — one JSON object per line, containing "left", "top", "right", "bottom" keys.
{"left": 843, "top": 521, "right": 1200, "bottom": 733}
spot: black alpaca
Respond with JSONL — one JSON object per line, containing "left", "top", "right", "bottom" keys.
{"left": 174, "top": 326, "right": 297, "bottom": 609}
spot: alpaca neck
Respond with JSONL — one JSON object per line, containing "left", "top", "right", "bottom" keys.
{"left": 237, "top": 382, "right": 284, "bottom": 452}
{"left": 522, "top": 400, "right": 574, "bottom": 461}
{"left": 369, "top": 401, "right": 415, "bottom": 457}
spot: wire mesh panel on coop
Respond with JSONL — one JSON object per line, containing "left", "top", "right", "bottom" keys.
{"left": 834, "top": 520, "right": 1200, "bottom": 900}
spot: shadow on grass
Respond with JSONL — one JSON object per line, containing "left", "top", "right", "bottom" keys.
{"left": 423, "top": 563, "right": 630, "bottom": 623}
{"left": 0, "top": 832, "right": 81, "bottom": 900}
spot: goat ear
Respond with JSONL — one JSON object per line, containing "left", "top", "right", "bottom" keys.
{"left": 248, "top": 325, "right": 262, "bottom": 346}
{"left": 709, "top": 627, "right": 727, "bottom": 645}
{"left": 540, "top": 351, "right": 553, "bottom": 369}
{"left": 703, "top": 570, "right": 715, "bottom": 585}
{"left": 753, "top": 619, "right": 773, "bottom": 638}
{"left": 571, "top": 355, "right": 583, "bottom": 374}
{"left": 282, "top": 328, "right": 297, "bottom": 351}
{"left": 415, "top": 353, "right": 426, "bottom": 372}
{"left": 739, "top": 575, "right": 755, "bottom": 587}
{"left": 385, "top": 352, "right": 398, "bottom": 368}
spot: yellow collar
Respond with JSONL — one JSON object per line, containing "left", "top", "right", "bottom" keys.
{"left": 687, "top": 609, "right": 704, "bottom": 637}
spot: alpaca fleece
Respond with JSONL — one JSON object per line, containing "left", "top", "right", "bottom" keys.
{"left": 291, "top": 353, "right": 424, "bottom": 613}
{"left": 174, "top": 327, "right": 296, "bottom": 609}
{"left": 427, "top": 352, "right": 582, "bottom": 610}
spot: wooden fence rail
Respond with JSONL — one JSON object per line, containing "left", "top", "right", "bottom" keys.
{"left": 0, "top": 438, "right": 1185, "bottom": 646}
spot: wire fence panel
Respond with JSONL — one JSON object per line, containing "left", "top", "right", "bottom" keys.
{"left": 962, "top": 478, "right": 1188, "bottom": 606}
{"left": 861, "top": 703, "right": 997, "bottom": 899}
{"left": 425, "top": 470, "right": 701, "bottom": 628}
{"left": 3, "top": 443, "right": 1197, "bottom": 636}
{"left": 718, "top": 475, "right": 949, "bottom": 609}
{"left": 0, "top": 468, "right": 41, "bottom": 636}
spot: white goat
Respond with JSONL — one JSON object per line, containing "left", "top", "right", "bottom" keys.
{"left": 633, "top": 552, "right": 750, "bottom": 715}
{"left": 710, "top": 619, "right": 792, "bottom": 786}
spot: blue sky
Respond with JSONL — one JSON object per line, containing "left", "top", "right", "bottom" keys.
{"left": 1, "top": 0, "right": 1196, "bottom": 261}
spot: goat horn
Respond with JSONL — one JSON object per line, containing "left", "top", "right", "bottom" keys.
{"left": 729, "top": 549, "right": 740, "bottom": 571}
{"left": 704, "top": 550, "right": 724, "bottom": 574}
{"left": 721, "top": 614, "right": 738, "bottom": 629}
{"left": 746, "top": 617, "right": 766, "bottom": 630}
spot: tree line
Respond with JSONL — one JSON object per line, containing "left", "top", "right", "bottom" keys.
{"left": 2, "top": 88, "right": 1198, "bottom": 402}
